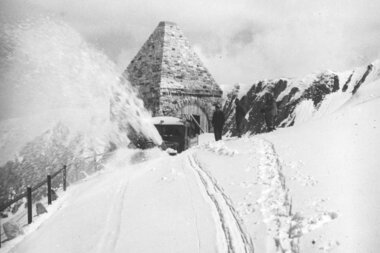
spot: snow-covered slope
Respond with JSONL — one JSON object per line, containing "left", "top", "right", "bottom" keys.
{"left": 5, "top": 75, "right": 379, "bottom": 252}
{"left": 223, "top": 60, "right": 380, "bottom": 136}
{"left": 3, "top": 60, "right": 379, "bottom": 252}
{"left": 195, "top": 78, "right": 380, "bottom": 252}
{"left": 260, "top": 77, "right": 380, "bottom": 252}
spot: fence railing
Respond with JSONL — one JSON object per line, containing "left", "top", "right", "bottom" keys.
{"left": 0, "top": 151, "right": 113, "bottom": 248}
{"left": 0, "top": 165, "right": 67, "bottom": 248}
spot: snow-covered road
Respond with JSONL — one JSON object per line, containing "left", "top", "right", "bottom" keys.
{"left": 6, "top": 112, "right": 377, "bottom": 253}
{"left": 187, "top": 153, "right": 254, "bottom": 253}
{"left": 7, "top": 144, "right": 256, "bottom": 253}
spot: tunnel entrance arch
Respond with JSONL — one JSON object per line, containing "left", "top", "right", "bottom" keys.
{"left": 176, "top": 103, "right": 209, "bottom": 133}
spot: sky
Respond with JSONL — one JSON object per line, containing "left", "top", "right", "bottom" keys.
{"left": 1, "top": 0, "right": 380, "bottom": 89}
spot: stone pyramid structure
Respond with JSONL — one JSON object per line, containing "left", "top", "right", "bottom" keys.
{"left": 124, "top": 21, "right": 222, "bottom": 132}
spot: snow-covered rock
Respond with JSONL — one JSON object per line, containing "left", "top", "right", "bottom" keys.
{"left": 3, "top": 221, "right": 23, "bottom": 240}
{"left": 36, "top": 203, "right": 47, "bottom": 216}
{"left": 223, "top": 60, "right": 380, "bottom": 135}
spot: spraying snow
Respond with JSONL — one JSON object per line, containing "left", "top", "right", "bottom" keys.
{"left": 0, "top": 17, "right": 161, "bottom": 166}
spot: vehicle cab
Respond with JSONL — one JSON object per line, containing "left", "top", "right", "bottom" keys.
{"left": 152, "top": 116, "right": 198, "bottom": 154}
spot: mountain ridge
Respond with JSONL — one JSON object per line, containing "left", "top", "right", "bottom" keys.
{"left": 223, "top": 60, "right": 380, "bottom": 135}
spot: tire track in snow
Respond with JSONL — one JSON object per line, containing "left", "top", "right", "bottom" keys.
{"left": 95, "top": 179, "right": 129, "bottom": 253}
{"left": 181, "top": 162, "right": 202, "bottom": 253}
{"left": 187, "top": 153, "right": 254, "bottom": 253}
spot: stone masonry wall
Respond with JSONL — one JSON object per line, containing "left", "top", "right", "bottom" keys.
{"left": 159, "top": 94, "right": 222, "bottom": 127}
{"left": 159, "top": 22, "right": 222, "bottom": 97}
{"left": 158, "top": 21, "right": 222, "bottom": 119}
{"left": 125, "top": 24, "right": 165, "bottom": 114}
{"left": 125, "top": 21, "right": 222, "bottom": 122}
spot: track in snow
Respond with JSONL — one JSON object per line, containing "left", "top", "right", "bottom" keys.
{"left": 95, "top": 179, "right": 129, "bottom": 253}
{"left": 187, "top": 153, "right": 254, "bottom": 253}
{"left": 257, "top": 138, "right": 338, "bottom": 253}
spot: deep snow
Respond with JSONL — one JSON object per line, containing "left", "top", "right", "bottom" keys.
{"left": 2, "top": 72, "right": 380, "bottom": 253}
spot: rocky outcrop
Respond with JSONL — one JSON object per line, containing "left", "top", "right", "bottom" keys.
{"left": 222, "top": 84, "right": 241, "bottom": 134}
{"left": 36, "top": 202, "right": 47, "bottom": 215}
{"left": 3, "top": 221, "right": 23, "bottom": 239}
{"left": 223, "top": 61, "right": 380, "bottom": 136}
{"left": 352, "top": 64, "right": 373, "bottom": 94}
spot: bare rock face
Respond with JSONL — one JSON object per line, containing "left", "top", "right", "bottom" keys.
{"left": 3, "top": 221, "right": 23, "bottom": 239}
{"left": 222, "top": 84, "right": 241, "bottom": 135}
{"left": 36, "top": 202, "right": 47, "bottom": 215}
{"left": 223, "top": 62, "right": 378, "bottom": 136}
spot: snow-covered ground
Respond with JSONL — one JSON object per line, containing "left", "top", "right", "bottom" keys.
{"left": 261, "top": 80, "right": 380, "bottom": 252}
{"left": 2, "top": 80, "right": 380, "bottom": 253}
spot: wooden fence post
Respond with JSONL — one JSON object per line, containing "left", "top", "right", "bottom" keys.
{"left": 27, "top": 187, "right": 32, "bottom": 224}
{"left": 63, "top": 165, "right": 67, "bottom": 191}
{"left": 47, "top": 175, "right": 52, "bottom": 205}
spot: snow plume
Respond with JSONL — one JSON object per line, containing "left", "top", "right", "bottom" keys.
{"left": 0, "top": 17, "right": 161, "bottom": 161}
{"left": 110, "top": 77, "right": 162, "bottom": 147}
{"left": 0, "top": 17, "right": 161, "bottom": 206}
{"left": 257, "top": 139, "right": 337, "bottom": 253}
